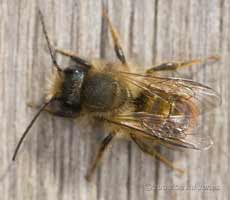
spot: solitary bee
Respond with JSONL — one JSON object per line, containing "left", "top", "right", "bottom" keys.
{"left": 12, "top": 9, "right": 221, "bottom": 181}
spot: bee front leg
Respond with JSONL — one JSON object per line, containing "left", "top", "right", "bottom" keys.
{"left": 54, "top": 48, "right": 92, "bottom": 68}
{"left": 146, "top": 56, "right": 220, "bottom": 74}
{"left": 102, "top": 9, "right": 127, "bottom": 66}
{"left": 85, "top": 133, "right": 115, "bottom": 181}
{"left": 27, "top": 102, "right": 60, "bottom": 116}
{"left": 27, "top": 102, "right": 77, "bottom": 118}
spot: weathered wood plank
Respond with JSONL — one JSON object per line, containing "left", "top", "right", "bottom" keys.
{"left": 0, "top": 0, "right": 229, "bottom": 200}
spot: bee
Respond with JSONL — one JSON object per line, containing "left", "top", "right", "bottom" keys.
{"left": 12, "top": 9, "right": 221, "bottom": 181}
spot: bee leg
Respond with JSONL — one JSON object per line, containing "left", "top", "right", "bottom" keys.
{"left": 150, "top": 149, "right": 185, "bottom": 174}
{"left": 27, "top": 102, "right": 42, "bottom": 109}
{"left": 131, "top": 135, "right": 185, "bottom": 174}
{"left": 102, "top": 9, "right": 127, "bottom": 66}
{"left": 85, "top": 133, "right": 115, "bottom": 181}
{"left": 27, "top": 102, "right": 77, "bottom": 118}
{"left": 28, "top": 102, "right": 60, "bottom": 116}
{"left": 54, "top": 48, "right": 92, "bottom": 68}
{"left": 146, "top": 56, "right": 220, "bottom": 74}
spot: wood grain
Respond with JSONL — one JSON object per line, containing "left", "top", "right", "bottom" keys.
{"left": 0, "top": 0, "right": 229, "bottom": 199}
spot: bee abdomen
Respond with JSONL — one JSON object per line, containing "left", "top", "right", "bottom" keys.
{"left": 135, "top": 93, "right": 171, "bottom": 115}
{"left": 82, "top": 73, "right": 128, "bottom": 112}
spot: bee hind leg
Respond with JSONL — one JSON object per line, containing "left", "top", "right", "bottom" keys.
{"left": 131, "top": 135, "right": 185, "bottom": 175}
{"left": 85, "top": 133, "right": 115, "bottom": 181}
{"left": 146, "top": 56, "right": 220, "bottom": 74}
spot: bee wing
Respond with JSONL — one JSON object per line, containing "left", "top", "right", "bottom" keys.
{"left": 119, "top": 71, "right": 221, "bottom": 114}
{"left": 109, "top": 112, "right": 213, "bottom": 150}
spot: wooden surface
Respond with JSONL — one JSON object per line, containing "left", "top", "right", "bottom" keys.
{"left": 0, "top": 0, "right": 229, "bottom": 199}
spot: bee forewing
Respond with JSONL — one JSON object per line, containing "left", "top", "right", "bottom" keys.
{"left": 112, "top": 112, "right": 214, "bottom": 150}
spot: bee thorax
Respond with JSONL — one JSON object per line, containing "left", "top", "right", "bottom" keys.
{"left": 82, "top": 73, "right": 128, "bottom": 112}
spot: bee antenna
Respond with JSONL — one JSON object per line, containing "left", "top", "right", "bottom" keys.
{"left": 12, "top": 99, "right": 53, "bottom": 161}
{"left": 38, "top": 9, "right": 62, "bottom": 72}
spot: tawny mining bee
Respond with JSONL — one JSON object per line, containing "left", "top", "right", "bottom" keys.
{"left": 12, "top": 9, "right": 221, "bottom": 181}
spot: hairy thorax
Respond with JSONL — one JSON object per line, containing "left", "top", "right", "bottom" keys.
{"left": 82, "top": 72, "right": 128, "bottom": 112}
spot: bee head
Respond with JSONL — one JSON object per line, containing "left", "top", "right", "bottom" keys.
{"left": 61, "top": 65, "right": 88, "bottom": 110}
{"left": 48, "top": 64, "right": 89, "bottom": 112}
